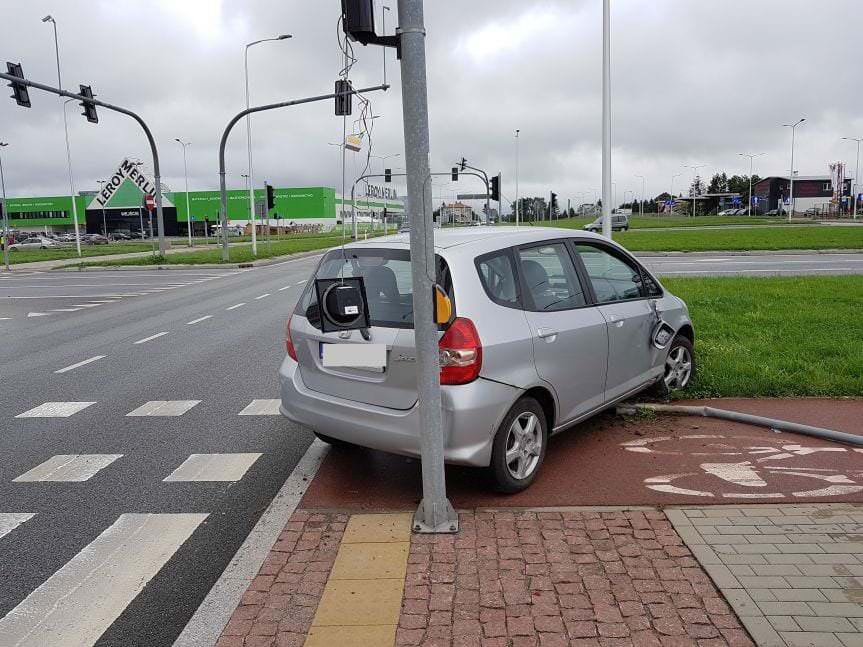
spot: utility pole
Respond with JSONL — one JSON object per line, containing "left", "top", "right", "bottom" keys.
{"left": 842, "top": 137, "right": 862, "bottom": 221}
{"left": 670, "top": 173, "right": 681, "bottom": 214}
{"left": 176, "top": 139, "right": 193, "bottom": 246}
{"left": 601, "top": 0, "right": 612, "bottom": 240}
{"left": 97, "top": 180, "right": 107, "bottom": 236}
{"left": 0, "top": 142, "right": 9, "bottom": 271}
{"left": 398, "top": 0, "right": 457, "bottom": 533}
{"left": 684, "top": 164, "right": 705, "bottom": 217}
{"left": 515, "top": 129, "right": 520, "bottom": 225}
{"left": 783, "top": 118, "right": 805, "bottom": 221}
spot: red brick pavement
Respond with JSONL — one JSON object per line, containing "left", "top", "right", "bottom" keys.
{"left": 214, "top": 508, "right": 754, "bottom": 647}
{"left": 394, "top": 510, "right": 753, "bottom": 647}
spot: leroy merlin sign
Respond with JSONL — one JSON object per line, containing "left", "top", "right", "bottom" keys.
{"left": 87, "top": 159, "right": 173, "bottom": 210}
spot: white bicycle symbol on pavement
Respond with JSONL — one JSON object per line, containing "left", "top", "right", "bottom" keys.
{"left": 621, "top": 434, "right": 863, "bottom": 499}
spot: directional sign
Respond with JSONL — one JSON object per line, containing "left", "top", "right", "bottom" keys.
{"left": 144, "top": 194, "right": 155, "bottom": 212}
{"left": 456, "top": 194, "right": 488, "bottom": 200}
{"left": 255, "top": 200, "right": 267, "bottom": 218}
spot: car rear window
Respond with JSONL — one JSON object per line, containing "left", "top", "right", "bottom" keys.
{"left": 297, "top": 247, "right": 453, "bottom": 329}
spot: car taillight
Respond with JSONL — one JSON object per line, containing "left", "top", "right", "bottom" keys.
{"left": 439, "top": 317, "right": 482, "bottom": 385}
{"left": 286, "top": 316, "right": 297, "bottom": 361}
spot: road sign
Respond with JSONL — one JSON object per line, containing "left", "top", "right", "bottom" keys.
{"left": 144, "top": 194, "right": 155, "bottom": 212}
{"left": 456, "top": 194, "right": 487, "bottom": 200}
{"left": 255, "top": 200, "right": 267, "bottom": 219}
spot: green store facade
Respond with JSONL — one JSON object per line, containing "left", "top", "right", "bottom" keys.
{"left": 2, "top": 158, "right": 404, "bottom": 236}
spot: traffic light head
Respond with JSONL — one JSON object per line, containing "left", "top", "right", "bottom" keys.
{"left": 266, "top": 183, "right": 275, "bottom": 210}
{"left": 451, "top": 167, "right": 459, "bottom": 181}
{"left": 335, "top": 79, "right": 353, "bottom": 116}
{"left": 384, "top": 168, "right": 392, "bottom": 183}
{"left": 6, "top": 62, "right": 30, "bottom": 108}
{"left": 490, "top": 175, "right": 500, "bottom": 202}
{"left": 79, "top": 85, "right": 98, "bottom": 123}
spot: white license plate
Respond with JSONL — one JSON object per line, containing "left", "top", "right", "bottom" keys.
{"left": 321, "top": 343, "right": 387, "bottom": 369}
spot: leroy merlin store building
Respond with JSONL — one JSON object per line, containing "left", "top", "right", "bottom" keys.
{"left": 3, "top": 158, "right": 404, "bottom": 236}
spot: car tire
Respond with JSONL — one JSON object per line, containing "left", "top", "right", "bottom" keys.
{"left": 488, "top": 397, "right": 548, "bottom": 493}
{"left": 654, "top": 334, "right": 695, "bottom": 398}
{"left": 313, "top": 431, "right": 353, "bottom": 449}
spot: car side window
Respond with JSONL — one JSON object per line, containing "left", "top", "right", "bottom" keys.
{"left": 640, "top": 270, "right": 663, "bottom": 298}
{"left": 574, "top": 244, "right": 644, "bottom": 304}
{"left": 516, "top": 243, "right": 586, "bottom": 311}
{"left": 476, "top": 250, "right": 520, "bottom": 307}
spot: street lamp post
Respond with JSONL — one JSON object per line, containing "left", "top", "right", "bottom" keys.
{"left": 670, "top": 173, "right": 682, "bottom": 214}
{"left": 841, "top": 137, "right": 862, "bottom": 221}
{"left": 684, "top": 164, "right": 706, "bottom": 217}
{"left": 245, "top": 34, "right": 292, "bottom": 256}
{"left": 175, "top": 138, "right": 193, "bottom": 246}
{"left": 738, "top": 152, "right": 765, "bottom": 217}
{"left": 0, "top": 142, "right": 9, "bottom": 271}
{"left": 42, "top": 15, "right": 81, "bottom": 257}
{"left": 601, "top": 0, "right": 612, "bottom": 240}
{"left": 515, "top": 129, "right": 520, "bottom": 225}
{"left": 96, "top": 180, "right": 107, "bottom": 236}
{"left": 634, "top": 175, "right": 645, "bottom": 217}
{"left": 783, "top": 118, "right": 805, "bottom": 221}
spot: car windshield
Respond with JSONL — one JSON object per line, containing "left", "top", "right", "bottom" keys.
{"left": 298, "top": 247, "right": 452, "bottom": 329}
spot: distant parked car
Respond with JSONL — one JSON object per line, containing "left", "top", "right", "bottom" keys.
{"left": 9, "top": 237, "right": 57, "bottom": 250}
{"left": 82, "top": 234, "right": 110, "bottom": 245}
{"left": 765, "top": 209, "right": 783, "bottom": 217}
{"left": 583, "top": 213, "right": 629, "bottom": 232}
{"left": 111, "top": 232, "right": 132, "bottom": 240}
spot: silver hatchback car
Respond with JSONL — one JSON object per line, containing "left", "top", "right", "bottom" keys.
{"left": 280, "top": 227, "right": 694, "bottom": 492}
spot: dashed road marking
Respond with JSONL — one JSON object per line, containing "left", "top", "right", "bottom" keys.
{"left": 0, "top": 514, "right": 35, "bottom": 541}
{"left": 133, "top": 331, "right": 169, "bottom": 344}
{"left": 16, "top": 402, "right": 96, "bottom": 418}
{"left": 225, "top": 303, "right": 245, "bottom": 310}
{"left": 0, "top": 513, "right": 207, "bottom": 647}
{"left": 277, "top": 285, "right": 292, "bottom": 291}
{"left": 126, "top": 400, "right": 201, "bottom": 417}
{"left": 238, "top": 399, "right": 281, "bottom": 416}
{"left": 13, "top": 454, "right": 123, "bottom": 482}
{"left": 163, "top": 453, "right": 263, "bottom": 482}
{"left": 254, "top": 293, "right": 271, "bottom": 300}
{"left": 72, "top": 304, "right": 102, "bottom": 308}
{"left": 54, "top": 355, "right": 106, "bottom": 374}
{"left": 186, "top": 315, "right": 213, "bottom": 325}
{"left": 49, "top": 308, "right": 82, "bottom": 313}
{"left": 27, "top": 312, "right": 49, "bottom": 318}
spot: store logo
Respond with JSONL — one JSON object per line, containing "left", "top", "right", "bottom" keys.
{"left": 95, "top": 159, "right": 155, "bottom": 207}
{"left": 365, "top": 185, "right": 399, "bottom": 200}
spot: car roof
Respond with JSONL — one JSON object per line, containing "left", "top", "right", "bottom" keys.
{"left": 342, "top": 226, "right": 619, "bottom": 256}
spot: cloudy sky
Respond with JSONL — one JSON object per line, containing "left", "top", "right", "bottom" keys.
{"left": 1, "top": 0, "right": 861, "bottom": 212}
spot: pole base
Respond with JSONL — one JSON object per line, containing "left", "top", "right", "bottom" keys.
{"left": 412, "top": 498, "right": 459, "bottom": 534}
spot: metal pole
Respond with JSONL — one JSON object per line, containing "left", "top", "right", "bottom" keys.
{"left": 398, "top": 0, "right": 457, "bottom": 533}
{"left": 515, "top": 129, "right": 520, "bottom": 225}
{"left": 0, "top": 142, "right": 9, "bottom": 271}
{"left": 635, "top": 175, "right": 645, "bottom": 218}
{"left": 176, "top": 139, "right": 193, "bottom": 246}
{"left": 44, "top": 17, "right": 82, "bottom": 257}
{"left": 97, "top": 180, "right": 107, "bottom": 236}
{"left": 138, "top": 206, "right": 144, "bottom": 241}
{"left": 842, "top": 137, "right": 861, "bottom": 221}
{"left": 784, "top": 118, "right": 805, "bottom": 221}
{"left": 601, "top": 0, "right": 612, "bottom": 240}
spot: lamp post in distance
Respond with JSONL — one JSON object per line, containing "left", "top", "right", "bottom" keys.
{"left": 738, "top": 152, "right": 765, "bottom": 217}
{"left": 175, "top": 138, "right": 193, "bottom": 246}
{"left": 782, "top": 118, "right": 805, "bottom": 221}
{"left": 841, "top": 136, "right": 862, "bottom": 221}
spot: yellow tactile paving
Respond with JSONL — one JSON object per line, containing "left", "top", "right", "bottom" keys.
{"left": 341, "top": 512, "right": 413, "bottom": 543}
{"left": 306, "top": 512, "right": 412, "bottom": 647}
{"left": 305, "top": 624, "right": 397, "bottom": 647}
{"left": 329, "top": 541, "right": 410, "bottom": 580}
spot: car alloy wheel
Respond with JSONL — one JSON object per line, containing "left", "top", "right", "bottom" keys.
{"left": 664, "top": 344, "right": 692, "bottom": 390}
{"left": 504, "top": 411, "right": 542, "bottom": 480}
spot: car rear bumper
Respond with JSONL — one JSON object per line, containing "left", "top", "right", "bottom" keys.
{"left": 279, "top": 355, "right": 520, "bottom": 467}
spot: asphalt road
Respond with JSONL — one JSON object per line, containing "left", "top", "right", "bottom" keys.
{"left": 0, "top": 247, "right": 860, "bottom": 646}
{"left": 0, "top": 257, "right": 322, "bottom": 647}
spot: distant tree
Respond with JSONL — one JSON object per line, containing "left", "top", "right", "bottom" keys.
{"left": 689, "top": 175, "right": 706, "bottom": 197}
{"left": 728, "top": 174, "right": 761, "bottom": 206}
{"left": 708, "top": 172, "right": 729, "bottom": 194}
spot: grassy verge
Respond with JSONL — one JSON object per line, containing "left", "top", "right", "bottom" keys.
{"left": 535, "top": 215, "right": 812, "bottom": 230}
{"left": 664, "top": 276, "right": 863, "bottom": 398}
{"left": 616, "top": 225, "right": 863, "bottom": 252}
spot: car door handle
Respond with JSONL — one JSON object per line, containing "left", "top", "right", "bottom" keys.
{"left": 536, "top": 327, "right": 558, "bottom": 340}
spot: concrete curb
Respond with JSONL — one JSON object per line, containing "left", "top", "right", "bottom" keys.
{"left": 50, "top": 248, "right": 329, "bottom": 271}
{"left": 634, "top": 248, "right": 863, "bottom": 257}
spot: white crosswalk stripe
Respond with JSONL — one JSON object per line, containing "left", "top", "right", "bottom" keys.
{"left": 0, "top": 514, "right": 35, "bottom": 541}
{"left": 126, "top": 400, "right": 200, "bottom": 417}
{"left": 163, "top": 453, "right": 263, "bottom": 482}
{"left": 13, "top": 455, "right": 123, "bottom": 482}
{"left": 16, "top": 402, "right": 96, "bottom": 418}
{"left": 0, "top": 513, "right": 207, "bottom": 647}
{"left": 238, "top": 399, "right": 281, "bottom": 416}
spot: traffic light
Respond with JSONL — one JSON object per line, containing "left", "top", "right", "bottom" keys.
{"left": 335, "top": 79, "right": 353, "bottom": 116}
{"left": 384, "top": 168, "right": 392, "bottom": 183}
{"left": 451, "top": 167, "right": 459, "bottom": 181}
{"left": 341, "top": 0, "right": 376, "bottom": 44}
{"left": 79, "top": 84, "right": 98, "bottom": 123}
{"left": 490, "top": 175, "right": 500, "bottom": 202}
{"left": 266, "top": 183, "right": 275, "bottom": 210}
{"left": 459, "top": 157, "right": 467, "bottom": 171}
{"left": 550, "top": 192, "right": 558, "bottom": 214}
{"left": 6, "top": 62, "right": 30, "bottom": 108}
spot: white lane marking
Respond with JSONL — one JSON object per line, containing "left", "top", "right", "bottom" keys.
{"left": 0, "top": 514, "right": 35, "bottom": 541}
{"left": 277, "top": 285, "right": 292, "bottom": 291}
{"left": 133, "top": 331, "right": 169, "bottom": 344}
{"left": 254, "top": 293, "right": 271, "bottom": 300}
{"left": 16, "top": 402, "right": 96, "bottom": 418}
{"left": 238, "top": 399, "right": 281, "bottom": 416}
{"left": 297, "top": 279, "right": 307, "bottom": 283}
{"left": 54, "top": 355, "right": 106, "bottom": 374}
{"left": 172, "top": 440, "right": 328, "bottom": 647}
{"left": 163, "top": 453, "right": 263, "bottom": 482}
{"left": 225, "top": 303, "right": 245, "bottom": 310}
{"left": 0, "top": 513, "right": 207, "bottom": 647}
{"left": 27, "top": 312, "right": 49, "bottom": 318}
{"left": 0, "top": 317, "right": 11, "bottom": 320}
{"left": 0, "top": 294, "right": 127, "bottom": 299}
{"left": 126, "top": 400, "right": 200, "bottom": 417}
{"left": 49, "top": 308, "right": 82, "bottom": 313}
{"left": 657, "top": 268, "right": 857, "bottom": 275}
{"left": 72, "top": 304, "right": 102, "bottom": 308}
{"left": 185, "top": 315, "right": 213, "bottom": 325}
{"left": 13, "top": 454, "right": 123, "bottom": 482}
{"left": 651, "top": 258, "right": 863, "bottom": 266}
